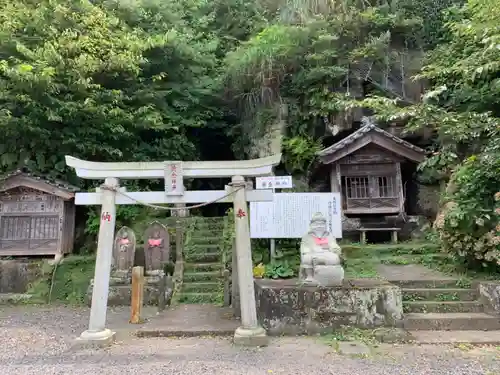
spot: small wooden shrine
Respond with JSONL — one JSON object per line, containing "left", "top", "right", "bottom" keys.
{"left": 317, "top": 119, "right": 425, "bottom": 215}
{"left": 0, "top": 170, "right": 78, "bottom": 257}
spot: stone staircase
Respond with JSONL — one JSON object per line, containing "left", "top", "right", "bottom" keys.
{"left": 177, "top": 219, "right": 225, "bottom": 304}
{"left": 397, "top": 279, "right": 500, "bottom": 331}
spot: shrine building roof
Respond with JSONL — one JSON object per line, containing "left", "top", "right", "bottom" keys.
{"left": 0, "top": 168, "right": 79, "bottom": 199}
{"left": 317, "top": 121, "right": 426, "bottom": 164}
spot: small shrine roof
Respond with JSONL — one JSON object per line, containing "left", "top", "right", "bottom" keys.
{"left": 0, "top": 168, "right": 79, "bottom": 199}
{"left": 317, "top": 119, "right": 426, "bottom": 164}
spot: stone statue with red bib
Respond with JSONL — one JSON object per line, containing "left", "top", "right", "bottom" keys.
{"left": 299, "top": 212, "right": 344, "bottom": 286}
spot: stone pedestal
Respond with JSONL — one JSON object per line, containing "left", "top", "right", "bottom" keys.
{"left": 254, "top": 278, "right": 403, "bottom": 336}
{"left": 86, "top": 269, "right": 172, "bottom": 306}
{"left": 74, "top": 329, "right": 116, "bottom": 349}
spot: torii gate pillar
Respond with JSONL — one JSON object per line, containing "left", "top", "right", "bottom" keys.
{"left": 231, "top": 176, "right": 267, "bottom": 346}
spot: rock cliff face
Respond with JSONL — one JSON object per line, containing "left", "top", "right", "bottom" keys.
{"left": 479, "top": 282, "right": 500, "bottom": 315}
{"left": 248, "top": 104, "right": 287, "bottom": 159}
{"left": 254, "top": 278, "right": 403, "bottom": 336}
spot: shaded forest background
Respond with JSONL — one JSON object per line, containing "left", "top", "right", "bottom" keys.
{"left": 0, "top": 0, "right": 498, "bottom": 270}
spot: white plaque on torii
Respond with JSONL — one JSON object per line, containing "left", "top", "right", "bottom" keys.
{"left": 164, "top": 161, "right": 184, "bottom": 196}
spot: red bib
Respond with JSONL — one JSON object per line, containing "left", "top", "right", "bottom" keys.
{"left": 314, "top": 237, "right": 328, "bottom": 245}
{"left": 148, "top": 239, "right": 162, "bottom": 247}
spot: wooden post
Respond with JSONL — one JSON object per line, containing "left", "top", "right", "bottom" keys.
{"left": 391, "top": 230, "right": 398, "bottom": 244}
{"left": 130, "top": 266, "right": 144, "bottom": 324}
{"left": 360, "top": 230, "right": 366, "bottom": 245}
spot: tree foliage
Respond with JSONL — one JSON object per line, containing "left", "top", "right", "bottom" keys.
{"left": 0, "top": 0, "right": 219, "bottom": 182}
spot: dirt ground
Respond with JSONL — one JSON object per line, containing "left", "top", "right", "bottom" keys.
{"left": 0, "top": 305, "right": 499, "bottom": 375}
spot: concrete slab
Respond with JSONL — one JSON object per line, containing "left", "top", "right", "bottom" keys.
{"left": 410, "top": 330, "right": 500, "bottom": 345}
{"left": 135, "top": 304, "right": 239, "bottom": 337}
{"left": 404, "top": 312, "right": 500, "bottom": 331}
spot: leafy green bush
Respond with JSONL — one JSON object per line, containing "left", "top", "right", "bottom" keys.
{"left": 435, "top": 152, "right": 500, "bottom": 269}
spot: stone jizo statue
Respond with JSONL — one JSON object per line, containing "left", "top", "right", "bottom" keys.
{"left": 299, "top": 212, "right": 344, "bottom": 286}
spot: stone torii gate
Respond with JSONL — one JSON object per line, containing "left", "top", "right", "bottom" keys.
{"left": 65, "top": 154, "right": 281, "bottom": 347}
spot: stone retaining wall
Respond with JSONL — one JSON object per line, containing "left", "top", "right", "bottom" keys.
{"left": 0, "top": 259, "right": 43, "bottom": 293}
{"left": 86, "top": 271, "right": 172, "bottom": 307}
{"left": 254, "top": 278, "right": 403, "bottom": 336}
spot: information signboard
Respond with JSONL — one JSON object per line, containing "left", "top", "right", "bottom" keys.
{"left": 250, "top": 193, "right": 342, "bottom": 239}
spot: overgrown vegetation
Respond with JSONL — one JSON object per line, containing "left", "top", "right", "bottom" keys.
{"left": 28, "top": 256, "right": 95, "bottom": 305}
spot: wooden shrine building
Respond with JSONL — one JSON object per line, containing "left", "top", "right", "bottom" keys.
{"left": 317, "top": 120, "right": 426, "bottom": 217}
{"left": 0, "top": 170, "right": 78, "bottom": 257}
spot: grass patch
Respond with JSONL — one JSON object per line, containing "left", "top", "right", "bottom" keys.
{"left": 344, "top": 258, "right": 380, "bottom": 278}
{"left": 27, "top": 255, "right": 95, "bottom": 305}
{"left": 322, "top": 326, "right": 379, "bottom": 346}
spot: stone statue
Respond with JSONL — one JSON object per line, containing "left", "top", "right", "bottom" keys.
{"left": 144, "top": 221, "right": 169, "bottom": 271}
{"left": 299, "top": 212, "right": 344, "bottom": 286}
{"left": 112, "top": 226, "right": 136, "bottom": 271}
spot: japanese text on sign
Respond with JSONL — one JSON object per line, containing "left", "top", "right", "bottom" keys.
{"left": 164, "top": 161, "right": 184, "bottom": 196}
{"left": 255, "top": 176, "right": 293, "bottom": 190}
{"left": 249, "top": 193, "right": 342, "bottom": 239}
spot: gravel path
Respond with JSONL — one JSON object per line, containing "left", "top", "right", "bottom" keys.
{"left": 1, "top": 306, "right": 499, "bottom": 375}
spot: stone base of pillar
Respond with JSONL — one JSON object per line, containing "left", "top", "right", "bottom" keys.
{"left": 233, "top": 326, "right": 268, "bottom": 347}
{"left": 73, "top": 329, "right": 115, "bottom": 349}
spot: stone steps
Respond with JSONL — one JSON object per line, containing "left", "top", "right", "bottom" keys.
{"left": 392, "top": 279, "right": 466, "bottom": 289}
{"left": 184, "top": 271, "right": 220, "bottom": 282}
{"left": 402, "top": 288, "right": 478, "bottom": 301}
{"left": 398, "top": 276, "right": 498, "bottom": 331}
{"left": 184, "top": 252, "right": 220, "bottom": 263}
{"left": 178, "top": 221, "right": 225, "bottom": 305}
{"left": 177, "top": 292, "right": 221, "bottom": 304}
{"left": 404, "top": 301, "right": 484, "bottom": 314}
{"left": 404, "top": 312, "right": 500, "bottom": 331}
{"left": 188, "top": 236, "right": 221, "bottom": 245}
{"left": 409, "top": 330, "right": 500, "bottom": 345}
{"left": 182, "top": 282, "right": 220, "bottom": 293}
{"left": 185, "top": 244, "right": 220, "bottom": 254}
{"left": 184, "top": 262, "right": 222, "bottom": 273}
{"left": 191, "top": 224, "right": 225, "bottom": 232}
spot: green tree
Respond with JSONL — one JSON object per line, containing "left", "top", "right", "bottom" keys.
{"left": 0, "top": 0, "right": 218, "bottom": 181}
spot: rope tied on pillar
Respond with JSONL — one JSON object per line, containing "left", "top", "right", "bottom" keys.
{"left": 99, "top": 184, "right": 244, "bottom": 211}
